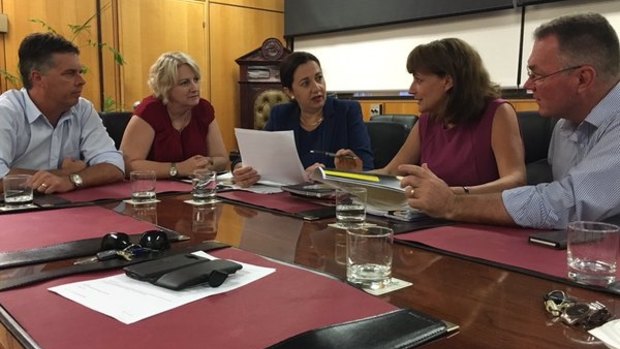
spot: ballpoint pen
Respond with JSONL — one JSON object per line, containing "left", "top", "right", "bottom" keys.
{"left": 309, "top": 150, "right": 357, "bottom": 160}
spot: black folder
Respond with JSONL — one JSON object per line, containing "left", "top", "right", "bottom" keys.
{"left": 267, "top": 308, "right": 458, "bottom": 349}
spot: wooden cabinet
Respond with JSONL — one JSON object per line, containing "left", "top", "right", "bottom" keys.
{"left": 236, "top": 38, "right": 290, "bottom": 129}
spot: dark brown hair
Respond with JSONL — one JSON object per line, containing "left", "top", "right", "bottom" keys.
{"left": 18, "top": 32, "right": 80, "bottom": 90}
{"left": 406, "top": 38, "right": 500, "bottom": 124}
{"left": 279, "top": 51, "right": 321, "bottom": 90}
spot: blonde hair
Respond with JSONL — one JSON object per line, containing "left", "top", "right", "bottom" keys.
{"left": 147, "top": 51, "right": 201, "bottom": 104}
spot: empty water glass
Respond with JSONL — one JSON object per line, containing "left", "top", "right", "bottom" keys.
{"left": 346, "top": 226, "right": 393, "bottom": 290}
{"left": 567, "top": 221, "right": 619, "bottom": 287}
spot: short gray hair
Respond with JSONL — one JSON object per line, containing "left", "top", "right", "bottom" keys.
{"left": 534, "top": 13, "right": 620, "bottom": 81}
{"left": 147, "top": 52, "right": 201, "bottom": 104}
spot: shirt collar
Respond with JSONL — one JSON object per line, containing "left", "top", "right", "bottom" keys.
{"left": 582, "top": 81, "right": 620, "bottom": 128}
{"left": 22, "top": 88, "right": 46, "bottom": 125}
{"left": 21, "top": 88, "right": 77, "bottom": 125}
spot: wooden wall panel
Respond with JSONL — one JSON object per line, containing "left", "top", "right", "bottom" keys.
{"left": 211, "top": 0, "right": 283, "bottom": 12}
{"left": 209, "top": 2, "right": 284, "bottom": 151}
{"left": 99, "top": 0, "right": 122, "bottom": 111}
{"left": 117, "top": 0, "right": 208, "bottom": 111}
{"left": 0, "top": 0, "right": 101, "bottom": 106}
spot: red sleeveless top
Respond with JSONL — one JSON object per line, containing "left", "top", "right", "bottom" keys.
{"left": 419, "top": 99, "right": 506, "bottom": 186}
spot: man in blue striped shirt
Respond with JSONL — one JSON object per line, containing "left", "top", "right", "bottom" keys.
{"left": 0, "top": 33, "right": 124, "bottom": 194}
{"left": 400, "top": 13, "right": 620, "bottom": 229}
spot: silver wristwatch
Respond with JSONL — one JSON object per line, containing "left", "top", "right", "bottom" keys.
{"left": 69, "top": 173, "right": 83, "bottom": 188}
{"left": 169, "top": 162, "right": 178, "bottom": 178}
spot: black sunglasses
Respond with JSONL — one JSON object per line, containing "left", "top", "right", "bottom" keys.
{"left": 100, "top": 230, "right": 171, "bottom": 252}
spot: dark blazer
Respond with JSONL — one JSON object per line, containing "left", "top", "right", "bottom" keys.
{"left": 265, "top": 97, "right": 374, "bottom": 170}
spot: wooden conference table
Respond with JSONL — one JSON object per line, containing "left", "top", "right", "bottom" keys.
{"left": 0, "top": 192, "right": 618, "bottom": 349}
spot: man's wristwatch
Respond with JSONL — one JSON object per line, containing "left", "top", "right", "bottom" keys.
{"left": 169, "top": 162, "right": 178, "bottom": 178}
{"left": 69, "top": 173, "right": 83, "bottom": 188}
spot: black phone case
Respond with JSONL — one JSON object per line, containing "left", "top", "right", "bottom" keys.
{"left": 153, "top": 259, "right": 243, "bottom": 290}
{"left": 123, "top": 254, "right": 210, "bottom": 281}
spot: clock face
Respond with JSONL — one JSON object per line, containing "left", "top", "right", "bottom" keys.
{"left": 261, "top": 38, "right": 284, "bottom": 61}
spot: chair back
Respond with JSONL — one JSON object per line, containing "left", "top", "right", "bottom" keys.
{"left": 366, "top": 121, "right": 411, "bottom": 169}
{"left": 517, "top": 111, "right": 558, "bottom": 184}
{"left": 369, "top": 114, "right": 417, "bottom": 131}
{"left": 99, "top": 112, "right": 132, "bottom": 149}
{"left": 254, "top": 89, "right": 290, "bottom": 129}
{"left": 366, "top": 115, "right": 417, "bottom": 169}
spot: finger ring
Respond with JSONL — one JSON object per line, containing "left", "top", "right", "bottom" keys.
{"left": 40, "top": 183, "right": 48, "bottom": 188}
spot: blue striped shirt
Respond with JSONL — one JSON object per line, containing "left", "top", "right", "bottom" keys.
{"left": 503, "top": 82, "right": 620, "bottom": 229}
{"left": 0, "top": 89, "right": 125, "bottom": 177}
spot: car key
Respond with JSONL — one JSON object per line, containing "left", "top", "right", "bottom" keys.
{"left": 73, "top": 250, "right": 121, "bottom": 265}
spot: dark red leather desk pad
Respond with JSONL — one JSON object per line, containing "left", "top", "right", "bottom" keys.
{"left": 217, "top": 191, "right": 329, "bottom": 214}
{"left": 396, "top": 224, "right": 620, "bottom": 281}
{"left": 0, "top": 248, "right": 397, "bottom": 349}
{"left": 0, "top": 206, "right": 157, "bottom": 253}
{"left": 57, "top": 180, "right": 191, "bottom": 203}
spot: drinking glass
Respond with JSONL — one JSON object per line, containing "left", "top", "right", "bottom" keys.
{"left": 192, "top": 169, "right": 218, "bottom": 204}
{"left": 567, "top": 221, "right": 619, "bottom": 287}
{"left": 335, "top": 187, "right": 367, "bottom": 228}
{"left": 130, "top": 170, "right": 157, "bottom": 203}
{"left": 3, "top": 174, "right": 33, "bottom": 205}
{"left": 346, "top": 226, "right": 393, "bottom": 289}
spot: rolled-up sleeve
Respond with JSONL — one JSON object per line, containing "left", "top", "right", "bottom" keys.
{"left": 78, "top": 106, "right": 125, "bottom": 174}
{"left": 503, "top": 121, "right": 620, "bottom": 229}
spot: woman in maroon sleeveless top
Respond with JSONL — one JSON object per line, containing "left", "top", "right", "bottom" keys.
{"left": 120, "top": 52, "right": 229, "bottom": 178}
{"left": 375, "top": 38, "right": 525, "bottom": 194}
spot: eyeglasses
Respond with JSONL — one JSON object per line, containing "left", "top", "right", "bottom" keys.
{"left": 543, "top": 290, "right": 613, "bottom": 330}
{"left": 526, "top": 65, "right": 583, "bottom": 84}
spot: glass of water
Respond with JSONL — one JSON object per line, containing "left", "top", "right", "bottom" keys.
{"left": 192, "top": 169, "right": 218, "bottom": 204}
{"left": 346, "top": 226, "right": 393, "bottom": 289}
{"left": 129, "top": 170, "right": 157, "bottom": 203}
{"left": 3, "top": 174, "right": 34, "bottom": 205}
{"left": 335, "top": 187, "right": 367, "bottom": 228}
{"left": 567, "top": 221, "right": 619, "bottom": 287}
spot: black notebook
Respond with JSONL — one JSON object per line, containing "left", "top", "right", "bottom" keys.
{"left": 267, "top": 308, "right": 458, "bottom": 349}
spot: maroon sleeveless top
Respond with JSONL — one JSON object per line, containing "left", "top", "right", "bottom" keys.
{"left": 134, "top": 96, "right": 214, "bottom": 162}
{"left": 419, "top": 99, "right": 506, "bottom": 186}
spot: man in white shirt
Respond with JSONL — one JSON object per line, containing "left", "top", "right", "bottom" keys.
{"left": 0, "top": 32, "right": 124, "bottom": 193}
{"left": 400, "top": 13, "right": 620, "bottom": 229}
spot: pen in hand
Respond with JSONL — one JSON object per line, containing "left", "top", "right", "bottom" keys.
{"left": 309, "top": 150, "right": 357, "bottom": 160}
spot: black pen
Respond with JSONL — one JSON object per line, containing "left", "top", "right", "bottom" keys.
{"left": 309, "top": 150, "right": 357, "bottom": 160}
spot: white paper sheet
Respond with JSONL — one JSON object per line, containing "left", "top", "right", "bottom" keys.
{"left": 48, "top": 252, "right": 275, "bottom": 324}
{"left": 234, "top": 129, "right": 306, "bottom": 186}
{"left": 590, "top": 319, "right": 620, "bottom": 349}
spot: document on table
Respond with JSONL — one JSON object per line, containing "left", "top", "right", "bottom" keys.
{"left": 48, "top": 252, "right": 275, "bottom": 324}
{"left": 235, "top": 129, "right": 306, "bottom": 186}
